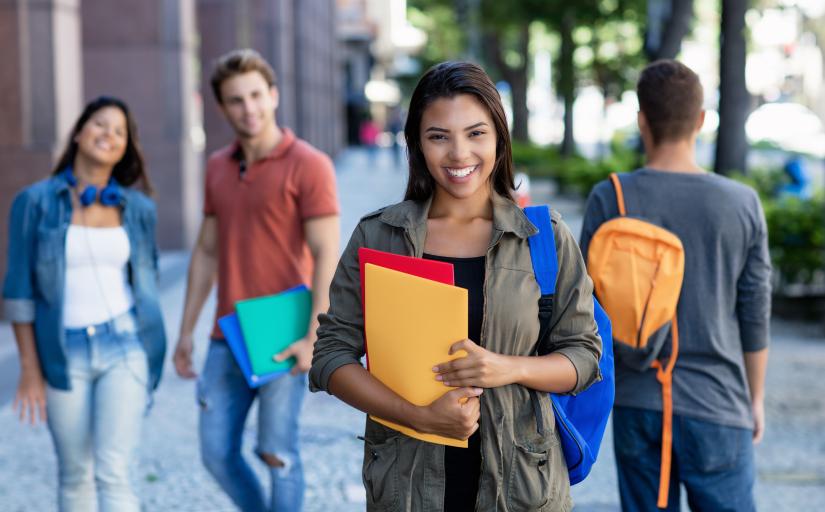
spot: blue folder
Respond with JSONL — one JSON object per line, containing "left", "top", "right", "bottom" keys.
{"left": 217, "top": 284, "right": 308, "bottom": 388}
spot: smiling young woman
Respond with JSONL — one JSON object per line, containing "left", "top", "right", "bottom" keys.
{"left": 310, "top": 62, "right": 602, "bottom": 511}
{"left": 3, "top": 96, "right": 164, "bottom": 512}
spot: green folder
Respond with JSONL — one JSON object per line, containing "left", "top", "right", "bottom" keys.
{"left": 235, "top": 288, "right": 312, "bottom": 375}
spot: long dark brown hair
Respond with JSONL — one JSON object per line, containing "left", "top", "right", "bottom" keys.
{"left": 403, "top": 61, "right": 514, "bottom": 202}
{"left": 51, "top": 96, "right": 153, "bottom": 194}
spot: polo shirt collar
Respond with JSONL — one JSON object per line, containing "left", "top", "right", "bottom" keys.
{"left": 230, "top": 127, "right": 296, "bottom": 163}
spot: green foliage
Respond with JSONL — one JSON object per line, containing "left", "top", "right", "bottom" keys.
{"left": 407, "top": 3, "right": 464, "bottom": 68}
{"left": 511, "top": 141, "right": 639, "bottom": 196}
{"left": 728, "top": 168, "right": 787, "bottom": 201}
{"left": 729, "top": 172, "right": 825, "bottom": 289}
{"left": 764, "top": 193, "right": 825, "bottom": 287}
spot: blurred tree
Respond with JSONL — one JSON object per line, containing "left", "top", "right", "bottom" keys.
{"left": 407, "top": 1, "right": 464, "bottom": 70}
{"left": 714, "top": 0, "right": 750, "bottom": 175}
{"left": 515, "top": 0, "right": 600, "bottom": 155}
{"left": 479, "top": 0, "right": 532, "bottom": 142}
{"left": 558, "top": 7, "right": 578, "bottom": 156}
{"left": 403, "top": 2, "right": 464, "bottom": 98}
{"left": 411, "top": 0, "right": 534, "bottom": 141}
{"left": 644, "top": 0, "right": 694, "bottom": 61}
{"left": 409, "top": 0, "right": 646, "bottom": 154}
{"left": 586, "top": 0, "right": 647, "bottom": 154}
{"left": 590, "top": 8, "right": 646, "bottom": 99}
{"left": 539, "top": 0, "right": 643, "bottom": 156}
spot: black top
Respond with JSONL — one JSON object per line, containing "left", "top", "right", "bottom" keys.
{"left": 424, "top": 253, "right": 486, "bottom": 511}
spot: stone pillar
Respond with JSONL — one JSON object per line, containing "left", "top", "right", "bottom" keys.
{"left": 82, "top": 0, "right": 202, "bottom": 248}
{"left": 197, "top": 0, "right": 298, "bottom": 155}
{"left": 197, "top": 0, "right": 243, "bottom": 156}
{"left": 266, "top": 0, "right": 297, "bottom": 132}
{"left": 294, "top": 0, "right": 343, "bottom": 156}
{"left": 197, "top": 0, "right": 342, "bottom": 158}
{"left": 0, "top": 0, "right": 83, "bottom": 290}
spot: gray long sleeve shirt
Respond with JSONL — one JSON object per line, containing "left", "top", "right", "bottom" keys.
{"left": 580, "top": 169, "right": 771, "bottom": 429}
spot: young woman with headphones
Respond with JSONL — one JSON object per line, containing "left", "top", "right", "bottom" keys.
{"left": 3, "top": 96, "right": 166, "bottom": 511}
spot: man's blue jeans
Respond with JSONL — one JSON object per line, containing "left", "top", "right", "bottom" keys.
{"left": 613, "top": 406, "right": 756, "bottom": 512}
{"left": 197, "top": 340, "right": 307, "bottom": 512}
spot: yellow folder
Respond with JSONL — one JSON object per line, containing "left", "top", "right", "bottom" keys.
{"left": 364, "top": 263, "right": 469, "bottom": 447}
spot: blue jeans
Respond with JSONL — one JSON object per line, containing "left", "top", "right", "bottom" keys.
{"left": 198, "top": 340, "right": 307, "bottom": 511}
{"left": 46, "top": 311, "right": 149, "bottom": 512}
{"left": 613, "top": 406, "right": 756, "bottom": 512}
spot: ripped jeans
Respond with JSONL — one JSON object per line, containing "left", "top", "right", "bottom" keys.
{"left": 197, "top": 340, "right": 307, "bottom": 512}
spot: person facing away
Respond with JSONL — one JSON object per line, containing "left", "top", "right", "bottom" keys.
{"left": 310, "top": 61, "right": 602, "bottom": 511}
{"left": 3, "top": 96, "right": 166, "bottom": 512}
{"left": 171, "top": 48, "right": 340, "bottom": 511}
{"left": 579, "top": 59, "right": 771, "bottom": 511}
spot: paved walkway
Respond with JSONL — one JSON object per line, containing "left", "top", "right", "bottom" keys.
{"left": 0, "top": 147, "right": 823, "bottom": 510}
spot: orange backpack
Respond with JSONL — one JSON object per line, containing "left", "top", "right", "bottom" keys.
{"left": 586, "top": 173, "right": 685, "bottom": 509}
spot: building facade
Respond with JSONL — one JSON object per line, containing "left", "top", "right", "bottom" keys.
{"left": 0, "top": 0, "right": 343, "bottom": 287}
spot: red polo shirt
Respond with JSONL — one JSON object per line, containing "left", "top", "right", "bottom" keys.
{"left": 204, "top": 128, "right": 339, "bottom": 338}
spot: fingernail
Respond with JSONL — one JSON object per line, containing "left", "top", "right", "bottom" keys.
{"left": 432, "top": 366, "right": 439, "bottom": 372}
{"left": 435, "top": 375, "right": 442, "bottom": 381}
{"left": 443, "top": 381, "right": 450, "bottom": 386}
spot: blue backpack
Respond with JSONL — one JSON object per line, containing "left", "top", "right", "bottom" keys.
{"left": 524, "top": 205, "right": 615, "bottom": 485}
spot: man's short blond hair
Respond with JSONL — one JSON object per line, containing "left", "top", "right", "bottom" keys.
{"left": 210, "top": 48, "right": 277, "bottom": 104}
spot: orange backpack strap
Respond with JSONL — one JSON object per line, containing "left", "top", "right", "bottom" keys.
{"left": 651, "top": 314, "right": 679, "bottom": 508}
{"left": 609, "top": 173, "right": 627, "bottom": 216}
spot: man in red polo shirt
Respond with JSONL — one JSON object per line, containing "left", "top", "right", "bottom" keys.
{"left": 173, "top": 49, "right": 339, "bottom": 511}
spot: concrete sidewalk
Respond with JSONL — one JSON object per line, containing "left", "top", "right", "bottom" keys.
{"left": 0, "top": 147, "right": 823, "bottom": 510}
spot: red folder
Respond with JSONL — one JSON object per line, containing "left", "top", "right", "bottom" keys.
{"left": 358, "top": 248, "right": 454, "bottom": 368}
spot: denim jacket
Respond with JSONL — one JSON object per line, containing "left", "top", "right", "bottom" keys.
{"left": 3, "top": 174, "right": 167, "bottom": 391}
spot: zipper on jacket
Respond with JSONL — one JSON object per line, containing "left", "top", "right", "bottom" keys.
{"left": 469, "top": 229, "right": 502, "bottom": 512}
{"left": 474, "top": 229, "right": 503, "bottom": 352}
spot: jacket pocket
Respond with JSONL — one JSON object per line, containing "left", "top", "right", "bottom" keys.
{"left": 362, "top": 437, "right": 399, "bottom": 510}
{"left": 507, "top": 442, "right": 551, "bottom": 511}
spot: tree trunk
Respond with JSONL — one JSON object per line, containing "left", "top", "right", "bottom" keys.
{"left": 645, "top": 0, "right": 694, "bottom": 61}
{"left": 482, "top": 25, "right": 530, "bottom": 142}
{"left": 559, "top": 9, "right": 576, "bottom": 157}
{"left": 714, "top": 0, "right": 750, "bottom": 175}
{"left": 510, "top": 24, "right": 530, "bottom": 142}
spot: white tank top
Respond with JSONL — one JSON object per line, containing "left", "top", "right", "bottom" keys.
{"left": 63, "top": 225, "right": 135, "bottom": 328}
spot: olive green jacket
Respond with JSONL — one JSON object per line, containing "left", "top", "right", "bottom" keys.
{"left": 310, "top": 192, "right": 601, "bottom": 511}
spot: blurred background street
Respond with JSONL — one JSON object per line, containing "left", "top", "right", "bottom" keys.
{"left": 1, "top": 0, "right": 824, "bottom": 510}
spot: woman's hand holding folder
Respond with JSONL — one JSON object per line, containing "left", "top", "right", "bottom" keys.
{"left": 433, "top": 338, "right": 516, "bottom": 389}
{"left": 411, "top": 386, "right": 484, "bottom": 441}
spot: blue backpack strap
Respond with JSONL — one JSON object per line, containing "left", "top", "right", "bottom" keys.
{"left": 524, "top": 205, "right": 558, "bottom": 295}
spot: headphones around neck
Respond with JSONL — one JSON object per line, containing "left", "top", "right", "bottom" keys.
{"left": 63, "top": 168, "right": 123, "bottom": 207}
